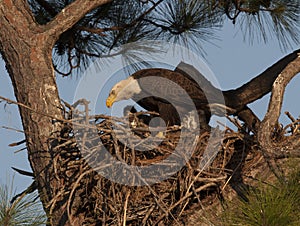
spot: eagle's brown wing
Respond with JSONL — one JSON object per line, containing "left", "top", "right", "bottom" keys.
{"left": 132, "top": 68, "right": 208, "bottom": 108}
{"left": 130, "top": 65, "right": 223, "bottom": 127}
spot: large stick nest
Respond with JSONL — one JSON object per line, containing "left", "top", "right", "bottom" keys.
{"left": 51, "top": 100, "right": 300, "bottom": 225}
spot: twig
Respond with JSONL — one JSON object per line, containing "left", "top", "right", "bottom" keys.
{"left": 8, "top": 139, "right": 26, "bottom": 147}
{"left": 10, "top": 181, "right": 37, "bottom": 204}
{"left": 11, "top": 167, "right": 34, "bottom": 177}
{"left": 285, "top": 111, "right": 296, "bottom": 122}
{"left": 154, "top": 182, "right": 217, "bottom": 225}
{"left": 123, "top": 190, "right": 131, "bottom": 226}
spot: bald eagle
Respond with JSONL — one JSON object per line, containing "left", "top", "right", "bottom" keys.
{"left": 106, "top": 63, "right": 222, "bottom": 129}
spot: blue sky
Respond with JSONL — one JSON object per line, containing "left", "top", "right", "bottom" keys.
{"left": 0, "top": 20, "right": 299, "bottom": 191}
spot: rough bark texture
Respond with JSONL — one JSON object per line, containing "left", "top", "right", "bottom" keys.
{"left": 0, "top": 0, "right": 61, "bottom": 203}
{"left": 223, "top": 48, "right": 300, "bottom": 110}
{"left": 222, "top": 49, "right": 300, "bottom": 133}
{"left": 0, "top": 0, "right": 111, "bottom": 225}
{"left": 258, "top": 54, "right": 300, "bottom": 154}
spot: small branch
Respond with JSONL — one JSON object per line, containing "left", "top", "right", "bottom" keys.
{"left": 10, "top": 181, "right": 37, "bottom": 204}
{"left": 9, "top": 139, "right": 26, "bottom": 147}
{"left": 123, "top": 190, "right": 131, "bottom": 226}
{"left": 285, "top": 111, "right": 296, "bottom": 122}
{"left": 0, "top": 95, "right": 66, "bottom": 123}
{"left": 0, "top": 95, "right": 97, "bottom": 130}
{"left": 11, "top": 167, "right": 34, "bottom": 177}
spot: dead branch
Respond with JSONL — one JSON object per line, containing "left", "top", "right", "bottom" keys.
{"left": 258, "top": 54, "right": 300, "bottom": 156}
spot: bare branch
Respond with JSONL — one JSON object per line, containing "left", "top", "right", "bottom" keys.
{"left": 224, "top": 48, "right": 300, "bottom": 110}
{"left": 258, "top": 53, "right": 300, "bottom": 151}
{"left": 0, "top": 95, "right": 67, "bottom": 123}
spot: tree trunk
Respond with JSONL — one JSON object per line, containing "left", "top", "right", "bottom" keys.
{"left": 0, "top": 0, "right": 111, "bottom": 225}
{"left": 0, "top": 0, "right": 62, "bottom": 205}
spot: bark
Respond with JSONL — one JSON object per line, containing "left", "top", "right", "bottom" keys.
{"left": 258, "top": 54, "right": 300, "bottom": 154}
{"left": 223, "top": 49, "right": 299, "bottom": 133}
{"left": 224, "top": 48, "right": 300, "bottom": 111}
{"left": 0, "top": 0, "right": 111, "bottom": 225}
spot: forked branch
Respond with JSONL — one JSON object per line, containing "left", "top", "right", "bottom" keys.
{"left": 258, "top": 53, "right": 300, "bottom": 153}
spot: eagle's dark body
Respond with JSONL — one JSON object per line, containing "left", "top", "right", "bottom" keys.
{"left": 107, "top": 63, "right": 223, "bottom": 129}
{"left": 131, "top": 65, "right": 221, "bottom": 127}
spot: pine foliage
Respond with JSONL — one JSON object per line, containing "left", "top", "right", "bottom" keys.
{"left": 26, "top": 0, "right": 299, "bottom": 76}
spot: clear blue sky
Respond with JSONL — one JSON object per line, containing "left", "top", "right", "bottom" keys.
{"left": 0, "top": 21, "right": 299, "bottom": 192}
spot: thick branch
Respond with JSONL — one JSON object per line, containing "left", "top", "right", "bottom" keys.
{"left": 258, "top": 54, "right": 300, "bottom": 151}
{"left": 177, "top": 50, "right": 300, "bottom": 133}
{"left": 224, "top": 49, "right": 300, "bottom": 110}
{"left": 45, "top": 0, "right": 112, "bottom": 40}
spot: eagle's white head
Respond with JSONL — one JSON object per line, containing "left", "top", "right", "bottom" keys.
{"left": 106, "top": 76, "right": 142, "bottom": 108}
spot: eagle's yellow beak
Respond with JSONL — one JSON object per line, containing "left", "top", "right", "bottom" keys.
{"left": 106, "top": 94, "right": 116, "bottom": 108}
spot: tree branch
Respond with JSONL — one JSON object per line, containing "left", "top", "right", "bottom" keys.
{"left": 224, "top": 49, "right": 300, "bottom": 110}
{"left": 258, "top": 53, "right": 300, "bottom": 151}
{"left": 44, "top": 0, "right": 112, "bottom": 39}
{"left": 76, "top": 0, "right": 164, "bottom": 36}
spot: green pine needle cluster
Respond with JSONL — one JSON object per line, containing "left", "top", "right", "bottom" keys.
{"left": 26, "top": 0, "right": 299, "bottom": 76}
{"left": 224, "top": 168, "right": 300, "bottom": 226}
{"left": 0, "top": 180, "right": 47, "bottom": 226}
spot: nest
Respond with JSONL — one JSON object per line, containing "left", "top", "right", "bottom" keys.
{"left": 49, "top": 100, "right": 300, "bottom": 225}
